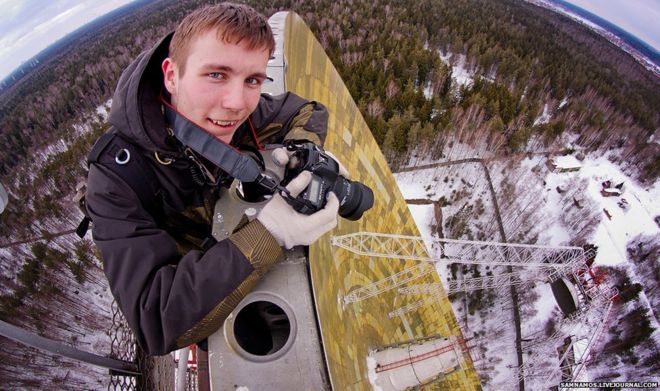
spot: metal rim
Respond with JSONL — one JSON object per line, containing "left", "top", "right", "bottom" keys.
{"left": 223, "top": 292, "right": 297, "bottom": 363}
{"left": 115, "top": 149, "right": 131, "bottom": 165}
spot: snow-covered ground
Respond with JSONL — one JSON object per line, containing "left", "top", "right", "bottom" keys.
{"left": 397, "top": 152, "right": 659, "bottom": 266}
{"left": 533, "top": 103, "right": 552, "bottom": 126}
{"left": 438, "top": 51, "right": 475, "bottom": 88}
{"left": 394, "top": 148, "right": 659, "bottom": 388}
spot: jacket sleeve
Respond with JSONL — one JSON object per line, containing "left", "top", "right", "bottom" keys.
{"left": 86, "top": 163, "right": 282, "bottom": 355}
{"left": 251, "top": 92, "right": 329, "bottom": 146}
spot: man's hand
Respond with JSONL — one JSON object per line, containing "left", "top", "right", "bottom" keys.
{"left": 271, "top": 147, "right": 350, "bottom": 178}
{"left": 257, "top": 171, "right": 339, "bottom": 249}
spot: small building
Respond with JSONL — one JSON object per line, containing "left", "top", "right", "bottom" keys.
{"left": 547, "top": 155, "right": 582, "bottom": 173}
{"left": 601, "top": 188, "right": 621, "bottom": 197}
{"left": 573, "top": 195, "right": 584, "bottom": 208}
{"left": 600, "top": 179, "right": 624, "bottom": 197}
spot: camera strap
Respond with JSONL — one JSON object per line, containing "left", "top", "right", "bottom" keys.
{"left": 282, "top": 191, "right": 317, "bottom": 213}
{"left": 162, "top": 102, "right": 262, "bottom": 183}
{"left": 162, "top": 102, "right": 321, "bottom": 214}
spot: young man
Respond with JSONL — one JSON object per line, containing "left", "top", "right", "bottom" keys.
{"left": 85, "top": 3, "right": 339, "bottom": 355}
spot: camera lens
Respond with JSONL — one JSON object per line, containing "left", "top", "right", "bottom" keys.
{"left": 333, "top": 177, "right": 374, "bottom": 221}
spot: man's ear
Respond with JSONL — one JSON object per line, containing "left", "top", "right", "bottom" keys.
{"left": 162, "top": 58, "right": 177, "bottom": 94}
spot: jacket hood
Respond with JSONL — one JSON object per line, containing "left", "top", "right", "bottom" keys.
{"left": 109, "top": 33, "right": 175, "bottom": 153}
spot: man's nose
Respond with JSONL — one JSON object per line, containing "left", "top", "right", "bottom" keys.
{"left": 221, "top": 81, "right": 247, "bottom": 112}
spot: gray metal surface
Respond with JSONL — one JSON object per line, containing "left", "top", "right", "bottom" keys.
{"left": 207, "top": 11, "right": 330, "bottom": 390}
{"left": 207, "top": 249, "right": 330, "bottom": 390}
{"left": 261, "top": 11, "right": 287, "bottom": 96}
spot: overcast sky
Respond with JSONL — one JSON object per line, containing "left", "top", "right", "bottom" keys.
{"left": 562, "top": 0, "right": 660, "bottom": 51}
{"left": 0, "top": 0, "right": 658, "bottom": 81}
{"left": 0, "top": 0, "right": 135, "bottom": 80}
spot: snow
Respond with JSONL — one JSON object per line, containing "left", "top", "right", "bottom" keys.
{"left": 394, "top": 146, "right": 659, "bottom": 387}
{"left": 0, "top": 103, "right": 121, "bottom": 389}
{"left": 438, "top": 51, "right": 475, "bottom": 88}
{"left": 525, "top": 283, "right": 560, "bottom": 331}
{"left": 533, "top": 103, "right": 552, "bottom": 125}
{"left": 538, "top": 153, "right": 659, "bottom": 267}
{"left": 423, "top": 80, "right": 433, "bottom": 99}
{"left": 575, "top": 157, "right": 657, "bottom": 265}
{"left": 0, "top": 182, "right": 7, "bottom": 214}
{"left": 542, "top": 220, "right": 573, "bottom": 246}
{"left": 96, "top": 99, "right": 111, "bottom": 121}
{"left": 554, "top": 154, "right": 582, "bottom": 169}
{"left": 407, "top": 204, "right": 434, "bottom": 237}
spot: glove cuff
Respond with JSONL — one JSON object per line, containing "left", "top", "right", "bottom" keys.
{"left": 229, "top": 220, "right": 283, "bottom": 276}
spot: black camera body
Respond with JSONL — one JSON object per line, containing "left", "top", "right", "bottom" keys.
{"left": 282, "top": 140, "right": 374, "bottom": 221}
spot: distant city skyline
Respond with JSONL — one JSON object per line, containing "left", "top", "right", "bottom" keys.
{"left": 0, "top": 0, "right": 658, "bottom": 81}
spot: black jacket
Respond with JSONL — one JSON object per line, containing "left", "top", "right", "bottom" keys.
{"left": 85, "top": 33, "right": 327, "bottom": 355}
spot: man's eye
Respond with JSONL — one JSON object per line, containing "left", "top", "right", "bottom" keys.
{"left": 209, "top": 72, "right": 225, "bottom": 79}
{"left": 245, "top": 77, "right": 263, "bottom": 86}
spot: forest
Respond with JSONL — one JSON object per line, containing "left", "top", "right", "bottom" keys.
{"left": 0, "top": 0, "right": 657, "bottom": 388}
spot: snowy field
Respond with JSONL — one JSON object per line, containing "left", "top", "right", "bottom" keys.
{"left": 394, "top": 149, "right": 659, "bottom": 388}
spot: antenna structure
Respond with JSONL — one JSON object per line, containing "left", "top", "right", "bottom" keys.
{"left": 332, "top": 232, "right": 616, "bottom": 389}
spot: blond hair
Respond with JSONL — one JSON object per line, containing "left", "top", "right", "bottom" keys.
{"left": 169, "top": 3, "right": 275, "bottom": 75}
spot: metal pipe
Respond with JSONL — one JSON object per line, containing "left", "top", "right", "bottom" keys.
{"left": 0, "top": 320, "right": 139, "bottom": 376}
{"left": 176, "top": 347, "right": 190, "bottom": 391}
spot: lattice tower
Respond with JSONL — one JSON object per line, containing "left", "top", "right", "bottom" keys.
{"left": 331, "top": 232, "right": 614, "bottom": 388}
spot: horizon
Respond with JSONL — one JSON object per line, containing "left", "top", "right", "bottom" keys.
{"left": 0, "top": 0, "right": 659, "bottom": 83}
{"left": 559, "top": 0, "right": 659, "bottom": 54}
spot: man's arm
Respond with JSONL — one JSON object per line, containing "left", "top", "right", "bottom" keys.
{"left": 86, "top": 164, "right": 283, "bottom": 355}
{"left": 250, "top": 92, "right": 329, "bottom": 146}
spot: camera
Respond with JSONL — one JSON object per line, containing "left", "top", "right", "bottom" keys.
{"left": 238, "top": 140, "right": 374, "bottom": 221}
{"left": 281, "top": 140, "right": 374, "bottom": 221}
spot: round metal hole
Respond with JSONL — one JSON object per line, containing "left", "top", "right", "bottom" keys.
{"left": 225, "top": 294, "right": 296, "bottom": 362}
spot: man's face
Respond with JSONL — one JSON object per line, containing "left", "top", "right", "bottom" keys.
{"left": 162, "top": 29, "right": 270, "bottom": 143}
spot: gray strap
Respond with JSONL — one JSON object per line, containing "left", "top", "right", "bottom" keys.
{"left": 163, "top": 104, "right": 262, "bottom": 183}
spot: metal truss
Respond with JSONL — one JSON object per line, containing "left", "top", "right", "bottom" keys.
{"left": 332, "top": 231, "right": 616, "bottom": 387}
{"left": 332, "top": 232, "right": 589, "bottom": 271}
{"left": 399, "top": 270, "right": 537, "bottom": 296}
{"left": 342, "top": 263, "right": 435, "bottom": 305}
{"left": 333, "top": 232, "right": 591, "bottom": 307}
{"left": 512, "top": 284, "right": 617, "bottom": 389}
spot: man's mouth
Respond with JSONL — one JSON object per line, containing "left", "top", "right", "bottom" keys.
{"left": 210, "top": 119, "right": 239, "bottom": 128}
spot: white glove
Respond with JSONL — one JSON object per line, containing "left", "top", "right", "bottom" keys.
{"left": 257, "top": 170, "right": 339, "bottom": 249}
{"left": 271, "top": 147, "right": 292, "bottom": 167}
{"left": 271, "top": 147, "right": 350, "bottom": 178}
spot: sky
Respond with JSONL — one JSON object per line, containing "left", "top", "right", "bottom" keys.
{"left": 561, "top": 0, "right": 660, "bottom": 52}
{"left": 0, "top": 0, "right": 659, "bottom": 81}
{"left": 0, "top": 0, "right": 135, "bottom": 81}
